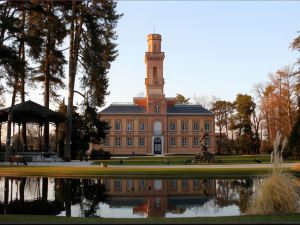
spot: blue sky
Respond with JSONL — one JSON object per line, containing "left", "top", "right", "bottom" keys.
{"left": 5, "top": 1, "right": 300, "bottom": 111}
{"left": 102, "top": 1, "right": 300, "bottom": 108}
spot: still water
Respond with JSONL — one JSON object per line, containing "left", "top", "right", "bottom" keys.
{"left": 0, "top": 177, "right": 257, "bottom": 218}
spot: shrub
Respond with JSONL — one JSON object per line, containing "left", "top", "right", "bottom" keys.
{"left": 246, "top": 132, "right": 300, "bottom": 215}
{"left": 89, "top": 149, "right": 111, "bottom": 160}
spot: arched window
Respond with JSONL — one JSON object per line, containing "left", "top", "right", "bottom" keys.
{"left": 153, "top": 43, "right": 157, "bottom": 52}
{"left": 153, "top": 121, "right": 162, "bottom": 135}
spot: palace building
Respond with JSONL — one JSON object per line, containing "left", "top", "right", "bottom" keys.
{"left": 99, "top": 33, "right": 215, "bottom": 156}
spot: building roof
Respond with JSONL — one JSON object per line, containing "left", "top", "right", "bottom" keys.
{"left": 167, "top": 104, "right": 213, "bottom": 115}
{"left": 100, "top": 103, "right": 213, "bottom": 115}
{"left": 100, "top": 104, "right": 146, "bottom": 114}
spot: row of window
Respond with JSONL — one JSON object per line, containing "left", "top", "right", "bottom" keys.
{"left": 104, "top": 136, "right": 211, "bottom": 147}
{"left": 112, "top": 121, "right": 211, "bottom": 132}
{"left": 104, "top": 179, "right": 213, "bottom": 191}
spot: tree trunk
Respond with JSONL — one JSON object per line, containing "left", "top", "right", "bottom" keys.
{"left": 5, "top": 86, "right": 17, "bottom": 161}
{"left": 64, "top": 0, "right": 76, "bottom": 161}
{"left": 19, "top": 6, "right": 27, "bottom": 151}
{"left": 64, "top": 0, "right": 83, "bottom": 161}
{"left": 43, "top": 2, "right": 52, "bottom": 152}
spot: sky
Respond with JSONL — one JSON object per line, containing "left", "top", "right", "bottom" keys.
{"left": 4, "top": 1, "right": 300, "bottom": 111}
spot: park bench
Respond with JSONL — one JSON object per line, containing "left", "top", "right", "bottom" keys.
{"left": 10, "top": 155, "right": 28, "bottom": 166}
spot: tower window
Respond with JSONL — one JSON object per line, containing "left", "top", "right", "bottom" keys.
{"left": 156, "top": 105, "right": 160, "bottom": 114}
{"left": 153, "top": 67, "right": 157, "bottom": 77}
{"left": 154, "top": 43, "right": 157, "bottom": 52}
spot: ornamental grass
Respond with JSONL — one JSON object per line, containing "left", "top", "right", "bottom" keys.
{"left": 246, "top": 132, "right": 300, "bottom": 215}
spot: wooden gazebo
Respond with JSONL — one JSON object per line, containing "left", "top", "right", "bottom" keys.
{"left": 0, "top": 100, "right": 65, "bottom": 155}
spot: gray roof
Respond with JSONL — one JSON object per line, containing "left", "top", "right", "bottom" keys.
{"left": 100, "top": 104, "right": 146, "bottom": 114}
{"left": 167, "top": 104, "right": 213, "bottom": 115}
{"left": 100, "top": 104, "right": 213, "bottom": 115}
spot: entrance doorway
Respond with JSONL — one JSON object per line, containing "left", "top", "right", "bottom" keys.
{"left": 154, "top": 138, "right": 162, "bottom": 155}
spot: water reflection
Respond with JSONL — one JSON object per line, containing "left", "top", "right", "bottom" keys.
{"left": 0, "top": 177, "right": 256, "bottom": 218}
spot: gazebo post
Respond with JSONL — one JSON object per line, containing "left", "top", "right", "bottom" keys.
{"left": 38, "top": 124, "right": 42, "bottom": 152}
{"left": 55, "top": 123, "right": 59, "bottom": 153}
{"left": 12, "top": 122, "right": 15, "bottom": 151}
{"left": 17, "top": 124, "right": 20, "bottom": 152}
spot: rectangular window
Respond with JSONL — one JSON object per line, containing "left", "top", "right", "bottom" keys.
{"left": 127, "top": 137, "right": 133, "bottom": 147}
{"left": 139, "top": 180, "right": 145, "bottom": 190}
{"left": 115, "top": 120, "right": 121, "bottom": 131}
{"left": 193, "top": 180, "right": 200, "bottom": 189}
{"left": 170, "top": 122, "right": 176, "bottom": 131}
{"left": 139, "top": 122, "right": 145, "bottom": 131}
{"left": 182, "top": 180, "right": 189, "bottom": 189}
{"left": 181, "top": 137, "right": 187, "bottom": 147}
{"left": 103, "top": 179, "right": 109, "bottom": 191}
{"left": 114, "top": 179, "right": 121, "bottom": 191}
{"left": 127, "top": 179, "right": 134, "bottom": 190}
{"left": 104, "top": 120, "right": 111, "bottom": 133}
{"left": 127, "top": 121, "right": 133, "bottom": 131}
{"left": 193, "top": 137, "right": 199, "bottom": 146}
{"left": 139, "top": 137, "right": 145, "bottom": 147}
{"left": 170, "top": 137, "right": 176, "bottom": 147}
{"left": 104, "top": 137, "right": 109, "bottom": 146}
{"left": 205, "top": 121, "right": 210, "bottom": 131}
{"left": 193, "top": 121, "right": 199, "bottom": 131}
{"left": 115, "top": 137, "right": 121, "bottom": 147}
{"left": 170, "top": 180, "right": 177, "bottom": 190}
{"left": 205, "top": 136, "right": 211, "bottom": 146}
{"left": 181, "top": 121, "right": 188, "bottom": 131}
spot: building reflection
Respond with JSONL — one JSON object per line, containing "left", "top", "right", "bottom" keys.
{"left": 102, "top": 178, "right": 216, "bottom": 217}
{"left": 0, "top": 176, "right": 260, "bottom": 218}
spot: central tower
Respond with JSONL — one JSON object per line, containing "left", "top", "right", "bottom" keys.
{"left": 145, "top": 34, "right": 166, "bottom": 114}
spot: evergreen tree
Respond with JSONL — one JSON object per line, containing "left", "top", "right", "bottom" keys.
{"left": 288, "top": 111, "right": 300, "bottom": 160}
{"left": 27, "top": 1, "right": 67, "bottom": 151}
{"left": 175, "top": 93, "right": 190, "bottom": 104}
{"left": 64, "top": 0, "right": 122, "bottom": 161}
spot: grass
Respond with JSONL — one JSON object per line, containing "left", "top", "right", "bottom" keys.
{"left": 1, "top": 214, "right": 300, "bottom": 224}
{"left": 0, "top": 165, "right": 294, "bottom": 178}
{"left": 92, "top": 154, "right": 297, "bottom": 166}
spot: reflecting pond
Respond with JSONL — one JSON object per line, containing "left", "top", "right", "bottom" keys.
{"left": 0, "top": 177, "right": 258, "bottom": 218}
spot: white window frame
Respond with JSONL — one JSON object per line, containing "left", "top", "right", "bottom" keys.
{"left": 139, "top": 122, "right": 145, "bottom": 131}
{"left": 127, "top": 122, "right": 133, "bottom": 131}
{"left": 170, "top": 137, "right": 176, "bottom": 147}
{"left": 205, "top": 136, "right": 211, "bottom": 146}
{"left": 193, "top": 121, "right": 199, "bottom": 131}
{"left": 139, "top": 180, "right": 145, "bottom": 189}
{"left": 193, "top": 137, "right": 199, "bottom": 146}
{"left": 127, "top": 137, "right": 133, "bottom": 147}
{"left": 115, "top": 137, "right": 121, "bottom": 147}
{"left": 170, "top": 122, "right": 176, "bottom": 131}
{"left": 115, "top": 120, "right": 121, "bottom": 131}
{"left": 170, "top": 180, "right": 177, "bottom": 190}
{"left": 139, "top": 137, "right": 145, "bottom": 147}
{"left": 182, "top": 179, "right": 189, "bottom": 189}
{"left": 205, "top": 121, "right": 210, "bottom": 131}
{"left": 181, "top": 137, "right": 187, "bottom": 147}
{"left": 181, "top": 121, "right": 188, "bottom": 131}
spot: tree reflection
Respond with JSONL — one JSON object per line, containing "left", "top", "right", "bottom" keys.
{"left": 215, "top": 179, "right": 253, "bottom": 213}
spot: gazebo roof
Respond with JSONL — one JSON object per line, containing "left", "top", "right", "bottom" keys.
{"left": 0, "top": 100, "right": 65, "bottom": 124}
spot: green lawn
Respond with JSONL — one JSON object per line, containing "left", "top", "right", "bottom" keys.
{"left": 1, "top": 214, "right": 300, "bottom": 224}
{"left": 0, "top": 165, "right": 294, "bottom": 178}
{"left": 93, "top": 154, "right": 297, "bottom": 166}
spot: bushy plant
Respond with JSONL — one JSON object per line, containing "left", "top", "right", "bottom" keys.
{"left": 246, "top": 132, "right": 300, "bottom": 215}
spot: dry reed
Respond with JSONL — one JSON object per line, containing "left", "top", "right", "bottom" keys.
{"left": 246, "top": 131, "right": 300, "bottom": 215}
